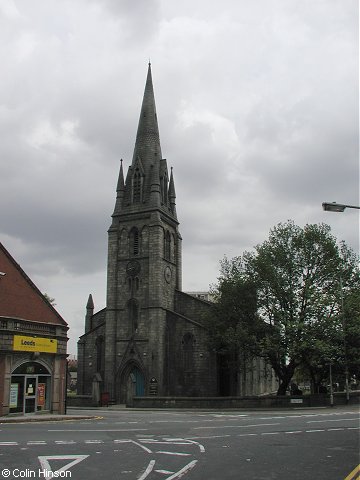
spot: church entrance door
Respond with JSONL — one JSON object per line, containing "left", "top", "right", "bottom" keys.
{"left": 124, "top": 366, "right": 145, "bottom": 404}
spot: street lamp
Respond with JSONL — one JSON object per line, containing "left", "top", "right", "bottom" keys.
{"left": 322, "top": 202, "right": 360, "bottom": 212}
{"left": 322, "top": 201, "right": 359, "bottom": 404}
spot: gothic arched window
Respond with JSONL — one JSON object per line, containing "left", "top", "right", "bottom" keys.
{"left": 96, "top": 336, "right": 105, "bottom": 375}
{"left": 164, "top": 231, "right": 171, "bottom": 260}
{"left": 128, "top": 299, "right": 139, "bottom": 333}
{"left": 182, "top": 333, "right": 195, "bottom": 372}
{"left": 133, "top": 168, "right": 141, "bottom": 203}
{"left": 129, "top": 228, "right": 140, "bottom": 256}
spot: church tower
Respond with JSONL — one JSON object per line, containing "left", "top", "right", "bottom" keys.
{"left": 77, "top": 65, "right": 277, "bottom": 403}
{"left": 104, "top": 64, "right": 182, "bottom": 401}
{"left": 78, "top": 64, "right": 221, "bottom": 403}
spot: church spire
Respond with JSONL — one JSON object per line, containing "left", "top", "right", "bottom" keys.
{"left": 132, "top": 63, "right": 162, "bottom": 173}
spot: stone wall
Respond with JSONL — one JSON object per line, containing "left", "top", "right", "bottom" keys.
{"left": 130, "top": 392, "right": 360, "bottom": 409}
{"left": 166, "top": 309, "right": 217, "bottom": 397}
{"left": 77, "top": 322, "right": 106, "bottom": 395}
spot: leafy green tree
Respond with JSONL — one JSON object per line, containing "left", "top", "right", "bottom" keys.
{"left": 209, "top": 221, "right": 360, "bottom": 395}
{"left": 343, "top": 289, "right": 360, "bottom": 380}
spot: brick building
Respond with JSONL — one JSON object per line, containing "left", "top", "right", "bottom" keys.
{"left": 77, "top": 64, "right": 276, "bottom": 403}
{"left": 0, "top": 243, "right": 68, "bottom": 416}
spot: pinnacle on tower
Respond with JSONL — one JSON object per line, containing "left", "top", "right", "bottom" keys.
{"left": 112, "top": 159, "right": 125, "bottom": 216}
{"left": 169, "top": 167, "right": 177, "bottom": 218}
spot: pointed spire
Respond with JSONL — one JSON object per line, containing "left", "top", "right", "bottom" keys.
{"left": 112, "top": 159, "right": 125, "bottom": 217}
{"left": 85, "top": 294, "right": 94, "bottom": 333}
{"left": 116, "top": 159, "right": 125, "bottom": 193}
{"left": 86, "top": 293, "right": 94, "bottom": 309}
{"left": 169, "top": 167, "right": 177, "bottom": 218}
{"left": 132, "top": 63, "right": 162, "bottom": 173}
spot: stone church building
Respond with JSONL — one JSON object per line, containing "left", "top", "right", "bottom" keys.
{"left": 77, "top": 65, "right": 276, "bottom": 403}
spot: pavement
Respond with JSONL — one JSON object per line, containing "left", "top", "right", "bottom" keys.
{"left": 0, "top": 412, "right": 101, "bottom": 423}
{"left": 0, "top": 403, "right": 133, "bottom": 423}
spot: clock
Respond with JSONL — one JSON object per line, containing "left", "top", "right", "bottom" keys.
{"left": 126, "top": 260, "right": 141, "bottom": 277}
{"left": 164, "top": 266, "right": 172, "bottom": 283}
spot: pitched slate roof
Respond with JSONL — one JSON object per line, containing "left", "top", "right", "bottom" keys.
{"left": 0, "top": 242, "right": 67, "bottom": 327}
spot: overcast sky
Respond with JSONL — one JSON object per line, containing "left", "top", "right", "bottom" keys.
{"left": 1, "top": 0, "right": 358, "bottom": 355}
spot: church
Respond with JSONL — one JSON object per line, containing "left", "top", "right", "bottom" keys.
{"left": 77, "top": 64, "right": 276, "bottom": 403}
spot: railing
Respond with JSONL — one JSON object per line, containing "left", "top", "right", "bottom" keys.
{"left": 1, "top": 319, "right": 57, "bottom": 335}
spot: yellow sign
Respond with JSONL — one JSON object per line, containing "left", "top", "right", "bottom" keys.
{"left": 13, "top": 335, "right": 57, "bottom": 353}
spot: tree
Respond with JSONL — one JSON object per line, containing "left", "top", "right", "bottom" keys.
{"left": 43, "top": 293, "right": 56, "bottom": 306}
{"left": 209, "top": 221, "right": 360, "bottom": 395}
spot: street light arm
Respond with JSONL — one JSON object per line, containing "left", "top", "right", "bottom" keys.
{"left": 322, "top": 202, "right": 360, "bottom": 212}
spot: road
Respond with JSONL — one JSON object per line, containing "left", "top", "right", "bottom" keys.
{"left": 0, "top": 406, "right": 359, "bottom": 480}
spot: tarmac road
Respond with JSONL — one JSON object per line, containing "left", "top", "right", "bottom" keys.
{"left": 0, "top": 406, "right": 359, "bottom": 480}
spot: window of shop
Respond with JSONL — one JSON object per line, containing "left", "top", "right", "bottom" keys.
{"left": 10, "top": 362, "right": 51, "bottom": 414}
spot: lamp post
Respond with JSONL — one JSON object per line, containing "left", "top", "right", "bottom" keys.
{"left": 322, "top": 201, "right": 359, "bottom": 404}
{"left": 322, "top": 202, "right": 360, "bottom": 212}
{"left": 329, "top": 362, "right": 334, "bottom": 407}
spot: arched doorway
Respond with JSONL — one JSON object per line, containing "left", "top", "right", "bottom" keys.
{"left": 119, "top": 364, "right": 145, "bottom": 405}
{"left": 10, "top": 361, "right": 51, "bottom": 414}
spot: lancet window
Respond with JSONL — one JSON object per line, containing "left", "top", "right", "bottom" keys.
{"left": 133, "top": 168, "right": 142, "bottom": 203}
{"left": 129, "top": 228, "right": 140, "bottom": 256}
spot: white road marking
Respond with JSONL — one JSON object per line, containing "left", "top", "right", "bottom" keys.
{"left": 27, "top": 441, "right": 47, "bottom": 445}
{"left": 114, "top": 439, "right": 152, "bottom": 453}
{"left": 38, "top": 455, "right": 89, "bottom": 480}
{"left": 137, "top": 460, "right": 155, "bottom": 480}
{"left": 212, "top": 414, "right": 248, "bottom": 418}
{"left": 261, "top": 432, "right": 279, "bottom": 435}
{"left": 165, "top": 460, "right": 198, "bottom": 480}
{"left": 0, "top": 442, "right": 18, "bottom": 446}
{"left": 167, "top": 438, "right": 205, "bottom": 453}
{"left": 193, "top": 422, "right": 280, "bottom": 430}
{"left": 307, "top": 418, "right": 357, "bottom": 424}
{"left": 187, "top": 435, "right": 231, "bottom": 440}
{"left": 48, "top": 428, "right": 148, "bottom": 432}
{"left": 306, "top": 429, "right": 325, "bottom": 433}
{"left": 328, "top": 428, "right": 344, "bottom": 431}
{"left": 55, "top": 441, "right": 76, "bottom": 444}
{"left": 156, "top": 451, "right": 192, "bottom": 456}
{"left": 156, "top": 470, "right": 174, "bottom": 474}
{"left": 285, "top": 431, "right": 302, "bottom": 434}
{"left": 85, "top": 440, "right": 104, "bottom": 444}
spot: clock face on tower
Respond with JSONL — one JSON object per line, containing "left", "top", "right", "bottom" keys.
{"left": 126, "top": 260, "right": 141, "bottom": 277}
{"left": 164, "top": 266, "right": 172, "bottom": 283}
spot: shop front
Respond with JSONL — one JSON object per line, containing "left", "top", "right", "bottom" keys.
{"left": 10, "top": 361, "right": 52, "bottom": 414}
{"left": 0, "top": 241, "right": 68, "bottom": 417}
{"left": 0, "top": 326, "right": 68, "bottom": 416}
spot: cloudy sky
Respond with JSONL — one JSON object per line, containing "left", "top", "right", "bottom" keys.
{"left": 1, "top": 0, "right": 358, "bottom": 355}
